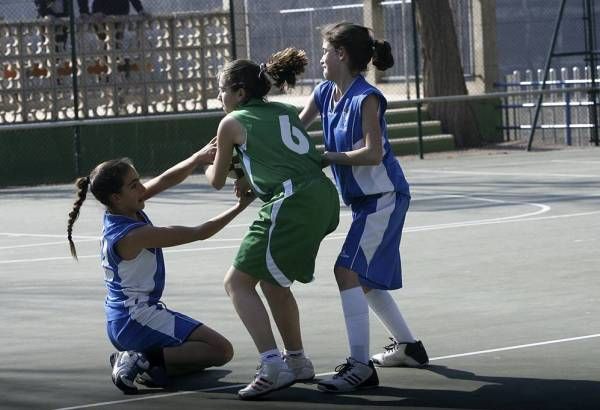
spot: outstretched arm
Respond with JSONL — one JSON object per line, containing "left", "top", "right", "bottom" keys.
{"left": 116, "top": 193, "right": 255, "bottom": 259}
{"left": 322, "top": 94, "right": 383, "bottom": 166}
{"left": 299, "top": 97, "right": 319, "bottom": 128}
{"left": 142, "top": 139, "right": 217, "bottom": 200}
{"left": 205, "top": 115, "right": 245, "bottom": 190}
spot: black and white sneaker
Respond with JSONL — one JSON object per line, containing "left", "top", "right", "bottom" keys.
{"left": 371, "top": 339, "right": 429, "bottom": 367}
{"left": 317, "top": 358, "right": 379, "bottom": 393}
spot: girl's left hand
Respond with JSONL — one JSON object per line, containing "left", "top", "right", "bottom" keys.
{"left": 233, "top": 176, "right": 251, "bottom": 198}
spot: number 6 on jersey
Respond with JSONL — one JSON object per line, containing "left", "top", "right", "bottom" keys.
{"left": 279, "top": 115, "right": 310, "bottom": 154}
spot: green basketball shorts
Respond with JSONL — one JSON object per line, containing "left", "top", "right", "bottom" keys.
{"left": 233, "top": 175, "right": 340, "bottom": 286}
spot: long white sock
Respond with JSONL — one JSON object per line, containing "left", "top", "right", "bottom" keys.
{"left": 340, "top": 287, "right": 370, "bottom": 364}
{"left": 366, "top": 289, "right": 415, "bottom": 343}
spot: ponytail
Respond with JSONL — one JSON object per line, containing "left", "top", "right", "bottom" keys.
{"left": 67, "top": 176, "right": 90, "bottom": 260}
{"left": 321, "top": 22, "right": 394, "bottom": 72}
{"left": 372, "top": 39, "right": 394, "bottom": 71}
{"left": 265, "top": 47, "right": 308, "bottom": 91}
{"left": 220, "top": 48, "right": 308, "bottom": 101}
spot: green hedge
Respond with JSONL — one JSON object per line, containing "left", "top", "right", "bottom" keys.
{"left": 0, "top": 113, "right": 223, "bottom": 187}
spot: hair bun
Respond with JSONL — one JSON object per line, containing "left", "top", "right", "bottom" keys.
{"left": 372, "top": 39, "right": 394, "bottom": 71}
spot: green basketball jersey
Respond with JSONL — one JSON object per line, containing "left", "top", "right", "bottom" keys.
{"left": 230, "top": 99, "right": 323, "bottom": 202}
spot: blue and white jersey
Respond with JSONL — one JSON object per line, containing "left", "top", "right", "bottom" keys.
{"left": 313, "top": 75, "right": 410, "bottom": 205}
{"left": 100, "top": 211, "right": 165, "bottom": 321}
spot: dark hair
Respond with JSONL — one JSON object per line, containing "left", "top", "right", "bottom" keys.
{"left": 220, "top": 47, "right": 308, "bottom": 102}
{"left": 321, "top": 22, "right": 394, "bottom": 72}
{"left": 67, "top": 158, "right": 134, "bottom": 260}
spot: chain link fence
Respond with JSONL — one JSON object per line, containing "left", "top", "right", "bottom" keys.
{"left": 496, "top": 0, "right": 600, "bottom": 146}
{"left": 1, "top": 0, "right": 599, "bottom": 185}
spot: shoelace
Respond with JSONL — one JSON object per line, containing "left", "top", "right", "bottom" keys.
{"left": 334, "top": 359, "right": 355, "bottom": 377}
{"left": 383, "top": 337, "right": 400, "bottom": 352}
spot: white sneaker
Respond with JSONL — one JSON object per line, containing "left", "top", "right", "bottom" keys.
{"left": 238, "top": 361, "right": 296, "bottom": 400}
{"left": 111, "top": 351, "right": 150, "bottom": 394}
{"left": 371, "top": 339, "right": 429, "bottom": 367}
{"left": 317, "top": 357, "right": 379, "bottom": 393}
{"left": 283, "top": 354, "right": 315, "bottom": 382}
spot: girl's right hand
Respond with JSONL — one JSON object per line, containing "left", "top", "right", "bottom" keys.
{"left": 197, "top": 137, "right": 217, "bottom": 165}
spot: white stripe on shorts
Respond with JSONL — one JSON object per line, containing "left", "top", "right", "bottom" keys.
{"left": 265, "top": 179, "right": 294, "bottom": 287}
{"left": 355, "top": 192, "right": 396, "bottom": 269}
{"left": 129, "top": 303, "right": 176, "bottom": 337}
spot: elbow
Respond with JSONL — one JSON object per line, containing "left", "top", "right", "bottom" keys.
{"left": 210, "top": 179, "right": 225, "bottom": 190}
{"left": 366, "top": 150, "right": 384, "bottom": 166}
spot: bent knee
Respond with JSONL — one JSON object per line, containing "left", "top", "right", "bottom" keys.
{"left": 214, "top": 339, "right": 234, "bottom": 366}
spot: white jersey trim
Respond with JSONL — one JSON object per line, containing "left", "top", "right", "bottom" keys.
{"left": 265, "top": 179, "right": 294, "bottom": 287}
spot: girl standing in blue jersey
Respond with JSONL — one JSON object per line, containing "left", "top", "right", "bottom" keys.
{"left": 67, "top": 145, "right": 253, "bottom": 393}
{"left": 300, "top": 22, "right": 429, "bottom": 393}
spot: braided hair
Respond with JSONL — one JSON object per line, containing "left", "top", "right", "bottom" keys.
{"left": 66, "top": 158, "right": 134, "bottom": 260}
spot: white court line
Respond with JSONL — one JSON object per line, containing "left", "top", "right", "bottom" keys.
{"left": 0, "top": 195, "right": 478, "bottom": 252}
{"left": 0, "top": 238, "right": 98, "bottom": 250}
{"left": 0, "top": 232, "right": 98, "bottom": 239}
{"left": 411, "top": 169, "right": 600, "bottom": 178}
{"left": 52, "top": 333, "right": 600, "bottom": 410}
{"left": 551, "top": 160, "right": 600, "bottom": 165}
{"left": 4, "top": 208, "right": 600, "bottom": 265}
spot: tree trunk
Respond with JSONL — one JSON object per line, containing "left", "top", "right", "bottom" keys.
{"left": 415, "top": 0, "right": 481, "bottom": 147}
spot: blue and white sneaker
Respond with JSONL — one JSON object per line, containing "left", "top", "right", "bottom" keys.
{"left": 110, "top": 351, "right": 150, "bottom": 394}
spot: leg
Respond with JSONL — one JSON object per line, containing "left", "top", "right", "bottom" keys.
{"left": 260, "top": 281, "right": 315, "bottom": 382}
{"left": 317, "top": 266, "right": 377, "bottom": 393}
{"left": 334, "top": 266, "right": 370, "bottom": 364}
{"left": 225, "top": 268, "right": 296, "bottom": 399}
{"left": 163, "top": 324, "right": 233, "bottom": 376}
{"left": 224, "top": 266, "right": 278, "bottom": 353}
{"left": 260, "top": 281, "right": 302, "bottom": 351}
{"left": 363, "top": 287, "right": 415, "bottom": 343}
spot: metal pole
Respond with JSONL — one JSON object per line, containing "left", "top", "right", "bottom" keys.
{"left": 229, "top": 0, "right": 237, "bottom": 60}
{"left": 526, "top": 0, "right": 567, "bottom": 151}
{"left": 68, "top": 0, "right": 81, "bottom": 176}
{"left": 585, "top": 0, "right": 599, "bottom": 145}
{"left": 401, "top": 0, "right": 410, "bottom": 99}
{"left": 411, "top": 0, "right": 424, "bottom": 159}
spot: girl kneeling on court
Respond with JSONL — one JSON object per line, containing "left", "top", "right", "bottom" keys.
{"left": 67, "top": 147, "right": 254, "bottom": 393}
{"left": 205, "top": 48, "right": 340, "bottom": 400}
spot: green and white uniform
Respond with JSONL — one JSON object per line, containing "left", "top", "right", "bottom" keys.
{"left": 231, "top": 98, "right": 340, "bottom": 286}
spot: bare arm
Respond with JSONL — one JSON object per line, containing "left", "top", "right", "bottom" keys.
{"left": 116, "top": 194, "right": 255, "bottom": 259}
{"left": 322, "top": 94, "right": 384, "bottom": 167}
{"left": 299, "top": 97, "right": 320, "bottom": 128}
{"left": 205, "top": 115, "right": 245, "bottom": 190}
{"left": 142, "top": 139, "right": 216, "bottom": 200}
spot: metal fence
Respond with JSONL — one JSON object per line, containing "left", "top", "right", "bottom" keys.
{"left": 0, "top": 11, "right": 231, "bottom": 124}
{"left": 244, "top": 0, "right": 475, "bottom": 97}
{"left": 1, "top": 0, "right": 600, "bottom": 147}
{"left": 500, "top": 65, "right": 598, "bottom": 146}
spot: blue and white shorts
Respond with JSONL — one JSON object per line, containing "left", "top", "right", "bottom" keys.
{"left": 336, "top": 192, "right": 410, "bottom": 290}
{"left": 107, "top": 302, "right": 202, "bottom": 352}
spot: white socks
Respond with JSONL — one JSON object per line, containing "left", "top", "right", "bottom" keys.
{"left": 340, "top": 287, "right": 370, "bottom": 364}
{"left": 260, "top": 348, "right": 283, "bottom": 364}
{"left": 365, "top": 289, "right": 415, "bottom": 343}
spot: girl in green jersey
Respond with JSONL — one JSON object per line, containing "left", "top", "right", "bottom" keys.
{"left": 205, "top": 48, "right": 340, "bottom": 400}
